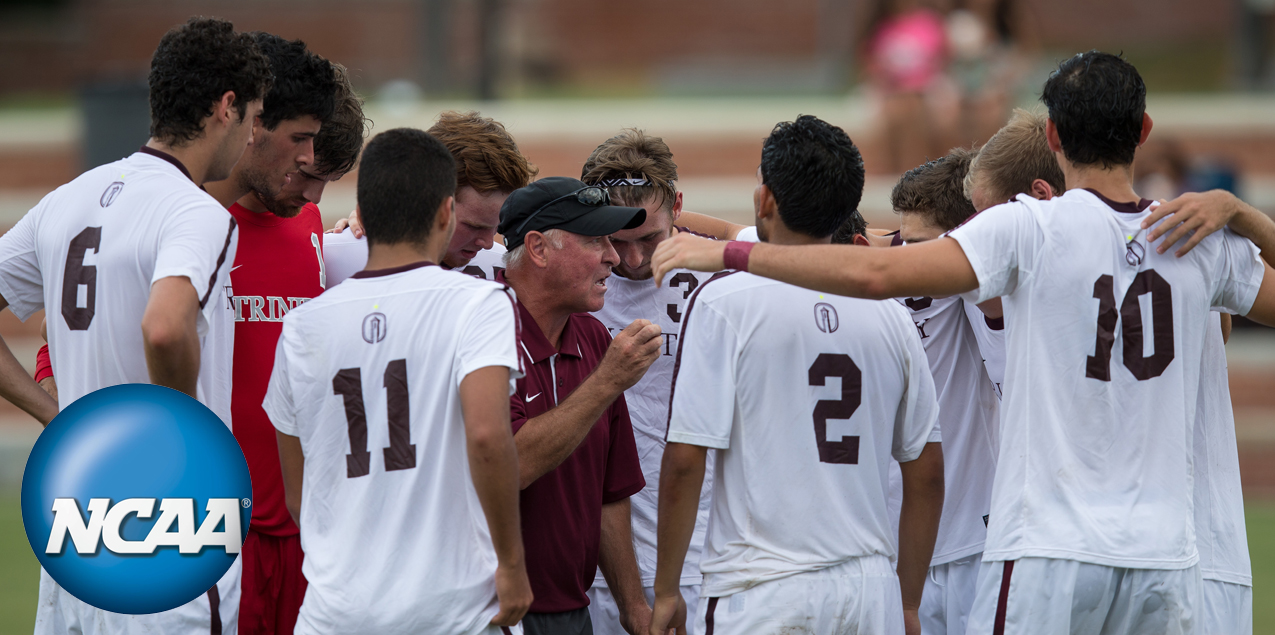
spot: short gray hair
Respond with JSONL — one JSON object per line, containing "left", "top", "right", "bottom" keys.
{"left": 503, "top": 228, "right": 566, "bottom": 269}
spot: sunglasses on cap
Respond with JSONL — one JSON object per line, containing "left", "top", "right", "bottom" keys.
{"left": 512, "top": 186, "right": 611, "bottom": 237}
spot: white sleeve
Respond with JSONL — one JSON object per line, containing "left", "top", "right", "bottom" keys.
{"left": 0, "top": 208, "right": 45, "bottom": 321}
{"left": 667, "top": 300, "right": 738, "bottom": 449}
{"left": 734, "top": 226, "right": 759, "bottom": 243}
{"left": 947, "top": 201, "right": 1042, "bottom": 304}
{"left": 322, "top": 232, "right": 368, "bottom": 287}
{"left": 263, "top": 326, "right": 300, "bottom": 437}
{"left": 154, "top": 199, "right": 237, "bottom": 326}
{"left": 1210, "top": 228, "right": 1265, "bottom": 315}
{"left": 892, "top": 308, "right": 940, "bottom": 463}
{"left": 454, "top": 285, "right": 523, "bottom": 393}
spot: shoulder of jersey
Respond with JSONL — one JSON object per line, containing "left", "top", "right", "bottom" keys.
{"left": 682, "top": 270, "right": 758, "bottom": 307}
{"left": 323, "top": 230, "right": 364, "bottom": 248}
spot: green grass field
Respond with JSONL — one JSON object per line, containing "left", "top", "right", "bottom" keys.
{"left": 0, "top": 496, "right": 1272, "bottom": 633}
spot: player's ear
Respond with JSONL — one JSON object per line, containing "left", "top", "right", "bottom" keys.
{"left": 756, "top": 184, "right": 778, "bottom": 222}
{"left": 670, "top": 191, "right": 684, "bottom": 223}
{"left": 1138, "top": 113, "right": 1154, "bottom": 146}
{"left": 1045, "top": 118, "right": 1064, "bottom": 155}
{"left": 1030, "top": 179, "right": 1055, "bottom": 201}
{"left": 853, "top": 234, "right": 871, "bottom": 247}
{"left": 214, "top": 91, "right": 236, "bottom": 127}
{"left": 435, "top": 195, "right": 455, "bottom": 233}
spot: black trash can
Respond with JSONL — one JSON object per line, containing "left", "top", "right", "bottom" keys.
{"left": 80, "top": 79, "right": 150, "bottom": 170}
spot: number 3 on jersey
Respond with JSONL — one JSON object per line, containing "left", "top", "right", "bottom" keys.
{"left": 332, "top": 359, "right": 416, "bottom": 478}
{"left": 1086, "top": 270, "right": 1175, "bottom": 381}
{"left": 808, "top": 353, "right": 861, "bottom": 464}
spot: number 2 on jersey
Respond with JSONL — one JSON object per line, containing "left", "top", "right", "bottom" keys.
{"left": 1086, "top": 270, "right": 1175, "bottom": 381}
{"left": 808, "top": 353, "right": 861, "bottom": 464}
{"left": 333, "top": 359, "right": 416, "bottom": 478}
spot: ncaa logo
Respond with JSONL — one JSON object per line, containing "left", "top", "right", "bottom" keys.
{"left": 814, "top": 302, "right": 839, "bottom": 333}
{"left": 362, "top": 311, "right": 387, "bottom": 343}
{"left": 100, "top": 181, "right": 124, "bottom": 208}
{"left": 22, "top": 384, "right": 251, "bottom": 614}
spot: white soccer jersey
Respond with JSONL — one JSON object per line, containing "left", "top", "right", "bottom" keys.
{"left": 262, "top": 262, "right": 521, "bottom": 635}
{"left": 0, "top": 149, "right": 238, "bottom": 423}
{"left": 948, "top": 188, "right": 1266, "bottom": 569}
{"left": 323, "top": 232, "right": 507, "bottom": 286}
{"left": 592, "top": 269, "right": 717, "bottom": 588}
{"left": 888, "top": 294, "right": 999, "bottom": 566}
{"left": 963, "top": 300, "right": 1006, "bottom": 399}
{"left": 1194, "top": 312, "right": 1251, "bottom": 586}
{"left": 667, "top": 272, "right": 939, "bottom": 597}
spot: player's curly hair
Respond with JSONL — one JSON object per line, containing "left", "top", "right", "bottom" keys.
{"left": 1042, "top": 50, "right": 1146, "bottom": 169}
{"left": 892, "top": 148, "right": 977, "bottom": 231}
{"left": 253, "top": 32, "right": 337, "bottom": 131}
{"left": 313, "top": 63, "right": 369, "bottom": 176}
{"left": 831, "top": 210, "right": 868, "bottom": 244}
{"left": 761, "top": 115, "right": 865, "bottom": 239}
{"left": 428, "top": 111, "right": 537, "bottom": 193}
{"left": 581, "top": 129, "right": 679, "bottom": 214}
{"left": 148, "top": 17, "right": 273, "bottom": 146}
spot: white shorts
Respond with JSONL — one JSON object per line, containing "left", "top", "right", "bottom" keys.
{"left": 967, "top": 558, "right": 1201, "bottom": 635}
{"left": 920, "top": 553, "right": 982, "bottom": 635}
{"left": 587, "top": 583, "right": 702, "bottom": 635}
{"left": 695, "top": 555, "right": 902, "bottom": 635}
{"left": 1200, "top": 578, "right": 1251, "bottom": 635}
{"left": 35, "top": 556, "right": 241, "bottom": 635}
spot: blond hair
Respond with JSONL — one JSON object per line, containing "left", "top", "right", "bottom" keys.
{"left": 581, "top": 129, "right": 678, "bottom": 213}
{"left": 966, "top": 109, "right": 1066, "bottom": 204}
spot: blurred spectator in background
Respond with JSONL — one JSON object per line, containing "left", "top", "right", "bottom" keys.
{"left": 1135, "top": 138, "right": 1191, "bottom": 202}
{"left": 863, "top": 0, "right": 959, "bottom": 173}
{"left": 946, "top": 0, "right": 1038, "bottom": 146}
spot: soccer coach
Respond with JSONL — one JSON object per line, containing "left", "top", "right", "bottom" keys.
{"left": 496, "top": 177, "right": 663, "bottom": 635}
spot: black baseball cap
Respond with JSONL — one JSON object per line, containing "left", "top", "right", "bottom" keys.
{"left": 498, "top": 176, "right": 646, "bottom": 250}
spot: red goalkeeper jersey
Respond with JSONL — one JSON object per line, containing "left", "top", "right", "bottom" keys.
{"left": 228, "top": 201, "right": 327, "bottom": 536}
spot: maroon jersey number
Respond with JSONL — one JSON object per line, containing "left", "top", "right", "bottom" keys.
{"left": 61, "top": 227, "right": 102, "bottom": 331}
{"left": 1086, "top": 270, "right": 1175, "bottom": 381}
{"left": 808, "top": 353, "right": 861, "bottom": 464}
{"left": 333, "top": 359, "right": 417, "bottom": 478}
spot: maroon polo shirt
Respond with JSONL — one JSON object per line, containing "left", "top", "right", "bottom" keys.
{"left": 499, "top": 273, "right": 646, "bottom": 613}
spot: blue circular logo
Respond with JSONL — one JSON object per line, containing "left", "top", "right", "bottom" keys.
{"left": 22, "top": 384, "right": 251, "bottom": 614}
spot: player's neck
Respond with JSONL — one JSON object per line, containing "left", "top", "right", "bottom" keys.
{"left": 365, "top": 241, "right": 443, "bottom": 273}
{"left": 203, "top": 174, "right": 250, "bottom": 208}
{"left": 145, "top": 139, "right": 221, "bottom": 186}
{"left": 233, "top": 192, "right": 270, "bottom": 214}
{"left": 765, "top": 222, "right": 832, "bottom": 247}
{"left": 1062, "top": 161, "right": 1140, "bottom": 204}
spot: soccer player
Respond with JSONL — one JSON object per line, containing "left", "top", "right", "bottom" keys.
{"left": 0, "top": 17, "right": 271, "bottom": 634}
{"left": 651, "top": 51, "right": 1275, "bottom": 633}
{"left": 264, "top": 128, "right": 532, "bottom": 634}
{"left": 651, "top": 115, "right": 945, "bottom": 635}
{"left": 215, "top": 46, "right": 363, "bottom": 635}
{"left": 495, "top": 176, "right": 658, "bottom": 635}
{"left": 325, "top": 110, "right": 538, "bottom": 284}
{"left": 576, "top": 129, "right": 716, "bottom": 634}
{"left": 884, "top": 149, "right": 1002, "bottom": 635}
{"left": 968, "top": 116, "right": 1275, "bottom": 635}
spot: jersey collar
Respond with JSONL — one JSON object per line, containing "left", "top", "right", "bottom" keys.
{"left": 137, "top": 146, "right": 193, "bottom": 182}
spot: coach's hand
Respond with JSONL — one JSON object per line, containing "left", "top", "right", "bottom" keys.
{"left": 652, "top": 233, "right": 727, "bottom": 285}
{"left": 490, "top": 561, "right": 532, "bottom": 627}
{"left": 649, "top": 591, "right": 687, "bottom": 635}
{"left": 599, "top": 320, "right": 663, "bottom": 393}
{"left": 1142, "top": 190, "right": 1245, "bottom": 257}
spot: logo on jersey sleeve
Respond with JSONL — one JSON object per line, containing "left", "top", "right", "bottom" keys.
{"left": 22, "top": 385, "right": 251, "bottom": 614}
{"left": 814, "top": 302, "right": 839, "bottom": 333}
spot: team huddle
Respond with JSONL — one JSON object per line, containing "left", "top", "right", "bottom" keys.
{"left": 0, "top": 14, "right": 1273, "bottom": 635}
